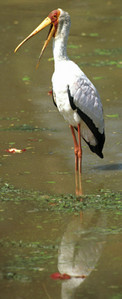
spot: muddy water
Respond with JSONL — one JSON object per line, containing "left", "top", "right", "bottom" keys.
{"left": 0, "top": 1, "right": 122, "bottom": 298}
{"left": 0, "top": 199, "right": 122, "bottom": 299}
{"left": 0, "top": 0, "right": 122, "bottom": 195}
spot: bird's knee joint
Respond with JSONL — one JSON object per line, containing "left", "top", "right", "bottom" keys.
{"left": 74, "top": 147, "right": 78, "bottom": 156}
{"left": 78, "top": 149, "right": 82, "bottom": 158}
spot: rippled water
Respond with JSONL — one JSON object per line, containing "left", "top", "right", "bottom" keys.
{"left": 0, "top": 199, "right": 121, "bottom": 299}
{"left": 0, "top": 0, "right": 122, "bottom": 298}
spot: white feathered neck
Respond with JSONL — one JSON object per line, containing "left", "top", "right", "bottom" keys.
{"left": 53, "top": 9, "right": 71, "bottom": 64}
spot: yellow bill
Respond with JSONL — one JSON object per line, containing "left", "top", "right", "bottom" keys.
{"left": 36, "top": 24, "right": 55, "bottom": 69}
{"left": 14, "top": 16, "right": 54, "bottom": 68}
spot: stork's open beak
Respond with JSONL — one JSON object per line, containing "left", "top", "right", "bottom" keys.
{"left": 14, "top": 16, "right": 55, "bottom": 68}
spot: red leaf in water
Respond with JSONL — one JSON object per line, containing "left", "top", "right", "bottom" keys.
{"left": 61, "top": 273, "right": 71, "bottom": 280}
{"left": 76, "top": 275, "right": 86, "bottom": 279}
{"left": 50, "top": 272, "right": 86, "bottom": 280}
{"left": 51, "top": 272, "right": 71, "bottom": 280}
{"left": 50, "top": 272, "right": 61, "bottom": 279}
{"left": 5, "top": 148, "right": 26, "bottom": 154}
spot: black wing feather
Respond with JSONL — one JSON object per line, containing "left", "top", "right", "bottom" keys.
{"left": 67, "top": 86, "right": 105, "bottom": 158}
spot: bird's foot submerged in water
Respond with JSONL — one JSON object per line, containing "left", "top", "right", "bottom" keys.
{"left": 75, "top": 171, "right": 83, "bottom": 200}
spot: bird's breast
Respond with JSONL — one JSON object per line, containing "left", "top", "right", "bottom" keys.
{"left": 53, "top": 89, "right": 81, "bottom": 126}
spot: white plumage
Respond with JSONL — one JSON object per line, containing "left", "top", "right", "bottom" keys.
{"left": 52, "top": 60, "right": 104, "bottom": 144}
{"left": 52, "top": 9, "right": 105, "bottom": 159}
{"left": 14, "top": 7, "right": 105, "bottom": 196}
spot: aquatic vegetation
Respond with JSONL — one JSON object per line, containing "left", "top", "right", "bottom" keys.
{"left": 0, "top": 183, "right": 121, "bottom": 213}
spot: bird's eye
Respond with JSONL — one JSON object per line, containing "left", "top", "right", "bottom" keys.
{"left": 53, "top": 14, "right": 57, "bottom": 19}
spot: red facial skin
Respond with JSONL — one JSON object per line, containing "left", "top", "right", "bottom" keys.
{"left": 48, "top": 9, "right": 60, "bottom": 36}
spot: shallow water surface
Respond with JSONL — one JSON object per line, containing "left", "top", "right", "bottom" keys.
{"left": 0, "top": 199, "right": 122, "bottom": 299}
{"left": 0, "top": 1, "right": 122, "bottom": 298}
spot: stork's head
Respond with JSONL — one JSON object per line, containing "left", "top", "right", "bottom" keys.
{"left": 14, "top": 8, "right": 70, "bottom": 68}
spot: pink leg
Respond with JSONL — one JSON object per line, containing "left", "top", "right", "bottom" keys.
{"left": 77, "top": 124, "right": 83, "bottom": 196}
{"left": 70, "top": 125, "right": 79, "bottom": 196}
{"left": 70, "top": 125, "right": 83, "bottom": 196}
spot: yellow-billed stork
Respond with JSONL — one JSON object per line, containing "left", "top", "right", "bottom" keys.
{"left": 14, "top": 8, "right": 105, "bottom": 196}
